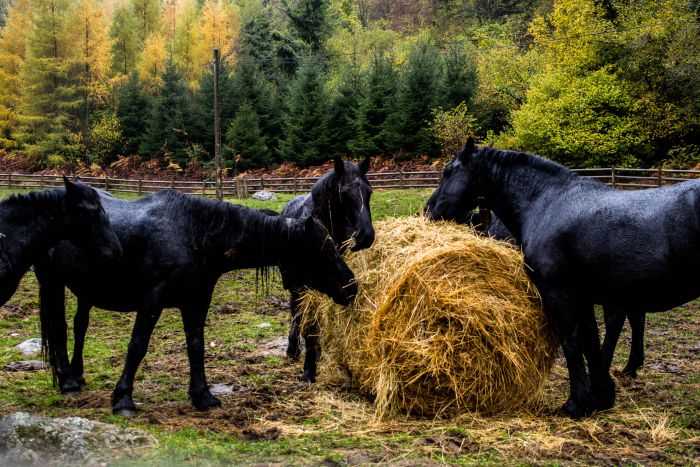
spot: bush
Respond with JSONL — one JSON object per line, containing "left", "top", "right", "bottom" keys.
{"left": 429, "top": 103, "right": 479, "bottom": 160}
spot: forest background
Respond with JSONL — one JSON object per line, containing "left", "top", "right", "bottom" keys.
{"left": 0, "top": 0, "right": 698, "bottom": 176}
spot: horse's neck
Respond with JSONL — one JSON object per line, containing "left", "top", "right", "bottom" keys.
{"left": 220, "top": 210, "right": 289, "bottom": 270}
{"left": 311, "top": 188, "right": 342, "bottom": 243}
{"left": 0, "top": 192, "right": 64, "bottom": 282}
{"left": 479, "top": 157, "right": 565, "bottom": 242}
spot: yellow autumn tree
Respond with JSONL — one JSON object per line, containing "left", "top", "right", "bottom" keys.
{"left": 69, "top": 0, "right": 112, "bottom": 112}
{"left": 0, "top": 0, "right": 31, "bottom": 149}
{"left": 139, "top": 31, "right": 168, "bottom": 90}
{"left": 198, "top": 0, "right": 239, "bottom": 65}
{"left": 172, "top": 0, "right": 202, "bottom": 89}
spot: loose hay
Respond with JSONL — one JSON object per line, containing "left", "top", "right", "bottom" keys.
{"left": 301, "top": 217, "right": 558, "bottom": 418}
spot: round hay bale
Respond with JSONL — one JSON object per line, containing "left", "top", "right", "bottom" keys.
{"left": 301, "top": 217, "right": 558, "bottom": 418}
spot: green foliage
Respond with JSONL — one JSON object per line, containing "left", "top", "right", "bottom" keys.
{"left": 508, "top": 66, "right": 642, "bottom": 167}
{"left": 116, "top": 74, "right": 149, "bottom": 157}
{"left": 279, "top": 54, "right": 330, "bottom": 167}
{"left": 429, "top": 102, "right": 479, "bottom": 159}
{"left": 88, "top": 111, "right": 124, "bottom": 165}
{"left": 140, "top": 62, "right": 196, "bottom": 165}
{"left": 383, "top": 42, "right": 444, "bottom": 159}
{"left": 284, "top": 0, "right": 331, "bottom": 51}
{"left": 226, "top": 99, "right": 270, "bottom": 170}
{"left": 327, "top": 62, "right": 363, "bottom": 158}
{"left": 110, "top": 3, "right": 139, "bottom": 76}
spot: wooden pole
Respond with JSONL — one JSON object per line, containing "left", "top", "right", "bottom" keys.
{"left": 214, "top": 49, "right": 223, "bottom": 201}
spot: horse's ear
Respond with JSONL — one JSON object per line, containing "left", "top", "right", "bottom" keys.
{"left": 459, "top": 137, "right": 476, "bottom": 162}
{"left": 359, "top": 156, "right": 370, "bottom": 175}
{"left": 334, "top": 157, "right": 345, "bottom": 176}
{"left": 63, "top": 175, "right": 75, "bottom": 191}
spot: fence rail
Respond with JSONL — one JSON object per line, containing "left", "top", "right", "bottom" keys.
{"left": 2, "top": 167, "right": 700, "bottom": 198}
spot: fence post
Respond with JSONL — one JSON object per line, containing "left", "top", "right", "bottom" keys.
{"left": 171, "top": 178, "right": 175, "bottom": 189}
{"left": 399, "top": 167, "right": 404, "bottom": 188}
{"left": 261, "top": 176, "right": 265, "bottom": 190}
{"left": 294, "top": 176, "right": 299, "bottom": 194}
{"left": 104, "top": 176, "right": 109, "bottom": 191}
{"left": 40, "top": 174, "right": 44, "bottom": 188}
{"left": 657, "top": 166, "right": 663, "bottom": 187}
{"left": 202, "top": 180, "right": 206, "bottom": 197}
{"left": 7, "top": 173, "right": 11, "bottom": 188}
{"left": 138, "top": 179, "right": 142, "bottom": 195}
{"left": 611, "top": 167, "right": 616, "bottom": 189}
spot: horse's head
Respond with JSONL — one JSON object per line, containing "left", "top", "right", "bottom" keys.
{"left": 424, "top": 138, "right": 480, "bottom": 221}
{"left": 62, "top": 177, "right": 122, "bottom": 261}
{"left": 314, "top": 157, "right": 375, "bottom": 252}
{"left": 281, "top": 217, "right": 357, "bottom": 306}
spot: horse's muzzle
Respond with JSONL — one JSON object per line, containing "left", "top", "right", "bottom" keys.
{"left": 334, "top": 281, "right": 358, "bottom": 306}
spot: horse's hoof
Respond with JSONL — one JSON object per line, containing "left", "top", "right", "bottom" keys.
{"left": 113, "top": 408, "right": 138, "bottom": 417}
{"left": 299, "top": 374, "right": 316, "bottom": 383}
{"left": 620, "top": 367, "right": 639, "bottom": 379}
{"left": 192, "top": 394, "right": 222, "bottom": 411}
{"left": 60, "top": 382, "right": 81, "bottom": 395}
{"left": 76, "top": 376, "right": 86, "bottom": 387}
{"left": 559, "top": 398, "right": 592, "bottom": 419}
{"left": 286, "top": 351, "right": 300, "bottom": 361}
{"left": 62, "top": 390, "right": 81, "bottom": 398}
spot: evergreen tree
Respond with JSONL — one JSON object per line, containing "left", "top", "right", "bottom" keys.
{"left": 226, "top": 99, "right": 270, "bottom": 170}
{"left": 279, "top": 54, "right": 330, "bottom": 166}
{"left": 140, "top": 61, "right": 195, "bottom": 165}
{"left": 193, "top": 63, "right": 236, "bottom": 158}
{"left": 239, "top": 9, "right": 302, "bottom": 79}
{"left": 116, "top": 73, "right": 150, "bottom": 156}
{"left": 441, "top": 44, "right": 477, "bottom": 109}
{"left": 327, "top": 61, "right": 363, "bottom": 158}
{"left": 349, "top": 54, "right": 397, "bottom": 156}
{"left": 383, "top": 43, "right": 444, "bottom": 158}
{"left": 130, "top": 0, "right": 162, "bottom": 42}
{"left": 110, "top": 2, "right": 140, "bottom": 76}
{"left": 283, "top": 0, "right": 331, "bottom": 51}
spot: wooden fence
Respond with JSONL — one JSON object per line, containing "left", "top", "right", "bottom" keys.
{"left": 2, "top": 167, "right": 700, "bottom": 198}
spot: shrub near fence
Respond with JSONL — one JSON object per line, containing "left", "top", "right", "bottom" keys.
{"left": 2, "top": 167, "right": 700, "bottom": 198}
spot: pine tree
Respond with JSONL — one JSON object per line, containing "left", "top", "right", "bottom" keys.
{"left": 130, "top": 0, "right": 162, "bottom": 42}
{"left": 140, "top": 61, "right": 195, "bottom": 165}
{"left": 441, "top": 44, "right": 477, "bottom": 109}
{"left": 172, "top": 0, "right": 202, "bottom": 89}
{"left": 279, "top": 54, "right": 330, "bottom": 166}
{"left": 110, "top": 3, "right": 139, "bottom": 76}
{"left": 348, "top": 53, "right": 396, "bottom": 156}
{"left": 226, "top": 99, "right": 269, "bottom": 169}
{"left": 284, "top": 0, "right": 331, "bottom": 51}
{"left": 238, "top": 9, "right": 301, "bottom": 79}
{"left": 327, "top": 61, "right": 363, "bottom": 158}
{"left": 116, "top": 73, "right": 149, "bottom": 156}
{"left": 383, "top": 43, "right": 443, "bottom": 158}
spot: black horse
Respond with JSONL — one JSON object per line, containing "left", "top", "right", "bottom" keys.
{"left": 36, "top": 189, "right": 357, "bottom": 415}
{"left": 464, "top": 203, "right": 644, "bottom": 378}
{"left": 280, "top": 157, "right": 374, "bottom": 382}
{"left": 0, "top": 177, "right": 121, "bottom": 306}
{"left": 425, "top": 139, "right": 700, "bottom": 418}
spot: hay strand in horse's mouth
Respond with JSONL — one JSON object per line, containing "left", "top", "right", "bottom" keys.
{"left": 301, "top": 216, "right": 557, "bottom": 419}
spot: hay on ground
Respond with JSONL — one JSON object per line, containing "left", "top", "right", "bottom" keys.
{"left": 301, "top": 216, "right": 558, "bottom": 419}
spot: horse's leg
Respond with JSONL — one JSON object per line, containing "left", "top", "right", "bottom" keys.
{"left": 542, "top": 290, "right": 592, "bottom": 419}
{"left": 600, "top": 305, "right": 626, "bottom": 371}
{"left": 111, "top": 306, "right": 163, "bottom": 416}
{"left": 579, "top": 306, "right": 616, "bottom": 412}
{"left": 36, "top": 265, "right": 80, "bottom": 395}
{"left": 622, "top": 312, "right": 646, "bottom": 378}
{"left": 70, "top": 300, "right": 92, "bottom": 387}
{"left": 180, "top": 306, "right": 221, "bottom": 411}
{"left": 286, "top": 289, "right": 302, "bottom": 360}
{"left": 300, "top": 319, "right": 319, "bottom": 383}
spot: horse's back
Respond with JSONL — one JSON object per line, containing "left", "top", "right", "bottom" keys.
{"left": 524, "top": 179, "right": 700, "bottom": 311}
{"left": 281, "top": 194, "right": 312, "bottom": 219}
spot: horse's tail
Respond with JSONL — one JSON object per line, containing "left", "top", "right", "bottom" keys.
{"left": 35, "top": 262, "right": 65, "bottom": 387}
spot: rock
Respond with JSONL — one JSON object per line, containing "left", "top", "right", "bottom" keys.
{"left": 252, "top": 190, "right": 277, "bottom": 201}
{"left": 256, "top": 322, "right": 272, "bottom": 328}
{"left": 3, "top": 361, "right": 46, "bottom": 372}
{"left": 209, "top": 383, "right": 236, "bottom": 396}
{"left": 15, "top": 338, "right": 42, "bottom": 356}
{"left": 0, "top": 412, "right": 152, "bottom": 466}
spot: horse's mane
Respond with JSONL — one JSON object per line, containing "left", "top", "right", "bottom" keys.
{"left": 311, "top": 162, "right": 367, "bottom": 199}
{"left": 150, "top": 190, "right": 283, "bottom": 289}
{"left": 477, "top": 146, "right": 603, "bottom": 189}
{"left": 3, "top": 188, "right": 64, "bottom": 209}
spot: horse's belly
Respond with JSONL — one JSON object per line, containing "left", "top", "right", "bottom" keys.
{"left": 596, "top": 277, "right": 700, "bottom": 312}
